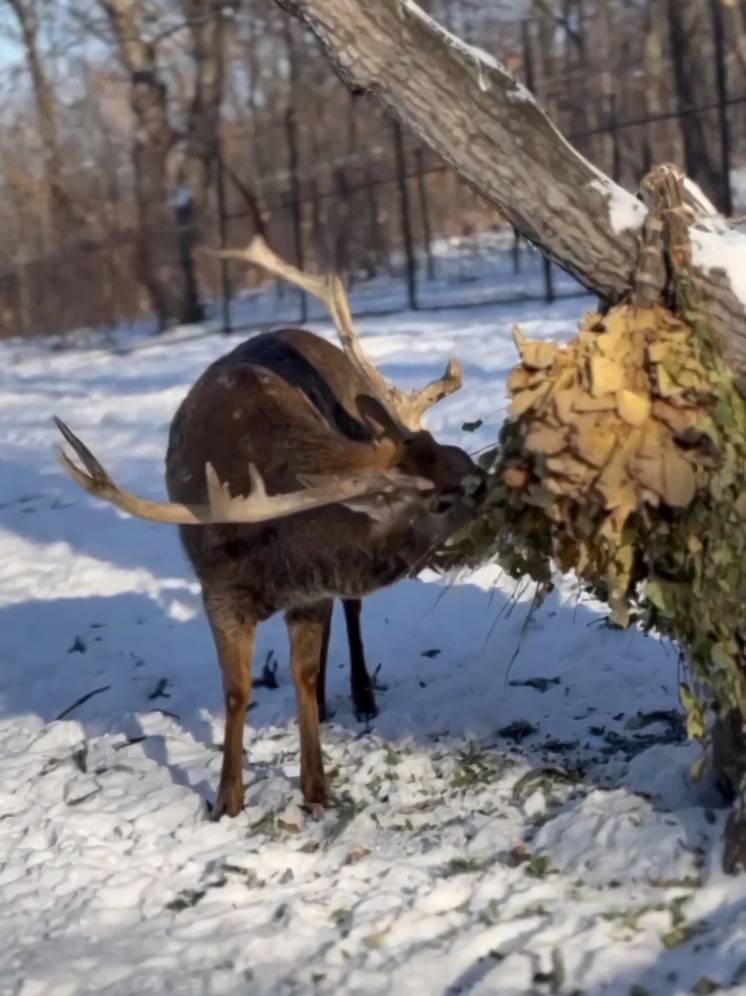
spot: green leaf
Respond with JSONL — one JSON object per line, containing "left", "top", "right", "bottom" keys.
{"left": 526, "top": 854, "right": 552, "bottom": 878}
{"left": 645, "top": 580, "right": 667, "bottom": 612}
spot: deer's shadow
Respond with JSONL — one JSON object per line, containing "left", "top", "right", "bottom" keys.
{"left": 0, "top": 571, "right": 720, "bottom": 840}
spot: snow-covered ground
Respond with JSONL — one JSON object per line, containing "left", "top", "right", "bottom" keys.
{"left": 1, "top": 278, "right": 745, "bottom": 995}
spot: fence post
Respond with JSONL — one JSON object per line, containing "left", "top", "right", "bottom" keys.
{"left": 710, "top": 0, "right": 733, "bottom": 216}
{"left": 392, "top": 118, "right": 418, "bottom": 310}
{"left": 284, "top": 110, "right": 306, "bottom": 322}
{"left": 522, "top": 19, "right": 555, "bottom": 304}
{"left": 364, "top": 166, "right": 387, "bottom": 278}
{"left": 511, "top": 227, "right": 521, "bottom": 274}
{"left": 215, "top": 149, "right": 232, "bottom": 335}
{"left": 415, "top": 148, "right": 435, "bottom": 281}
{"left": 283, "top": 18, "right": 307, "bottom": 322}
{"left": 608, "top": 94, "right": 622, "bottom": 184}
{"left": 174, "top": 184, "right": 203, "bottom": 326}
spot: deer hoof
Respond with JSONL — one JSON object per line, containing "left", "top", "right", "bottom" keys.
{"left": 353, "top": 689, "right": 379, "bottom": 722}
{"left": 301, "top": 775, "right": 329, "bottom": 813}
{"left": 211, "top": 781, "right": 245, "bottom": 820}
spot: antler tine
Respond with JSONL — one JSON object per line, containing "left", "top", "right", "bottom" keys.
{"left": 217, "top": 236, "right": 332, "bottom": 302}
{"left": 54, "top": 418, "right": 429, "bottom": 527}
{"left": 405, "top": 357, "right": 464, "bottom": 426}
{"left": 325, "top": 271, "right": 403, "bottom": 418}
{"left": 219, "top": 236, "right": 401, "bottom": 416}
{"left": 217, "top": 236, "right": 465, "bottom": 430}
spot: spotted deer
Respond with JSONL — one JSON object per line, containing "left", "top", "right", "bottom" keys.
{"left": 55, "top": 238, "right": 484, "bottom": 817}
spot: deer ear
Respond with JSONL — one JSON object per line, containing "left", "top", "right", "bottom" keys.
{"left": 356, "top": 394, "right": 405, "bottom": 443}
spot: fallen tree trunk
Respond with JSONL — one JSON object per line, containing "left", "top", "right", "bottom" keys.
{"left": 277, "top": 0, "right": 746, "bottom": 393}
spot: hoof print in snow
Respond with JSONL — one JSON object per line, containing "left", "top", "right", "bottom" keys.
{"left": 148, "top": 677, "right": 172, "bottom": 701}
{"left": 67, "top": 635, "right": 86, "bottom": 654}
{"left": 166, "top": 888, "right": 206, "bottom": 912}
{"left": 498, "top": 720, "right": 538, "bottom": 744}
{"left": 509, "top": 676, "right": 560, "bottom": 693}
{"left": 253, "top": 652, "right": 279, "bottom": 690}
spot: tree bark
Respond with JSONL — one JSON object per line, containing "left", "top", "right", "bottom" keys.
{"left": 724, "top": 0, "right": 746, "bottom": 79}
{"left": 279, "top": 0, "right": 643, "bottom": 297}
{"left": 99, "top": 0, "right": 203, "bottom": 328}
{"left": 665, "top": 0, "right": 725, "bottom": 211}
{"left": 276, "top": 0, "right": 746, "bottom": 394}
{"left": 643, "top": 0, "right": 682, "bottom": 170}
{"left": 179, "top": 0, "right": 228, "bottom": 214}
{"left": 7, "top": 0, "right": 75, "bottom": 240}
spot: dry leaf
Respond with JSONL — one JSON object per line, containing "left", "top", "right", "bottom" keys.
{"left": 510, "top": 381, "right": 551, "bottom": 417}
{"left": 630, "top": 455, "right": 665, "bottom": 497}
{"left": 546, "top": 454, "right": 594, "bottom": 480}
{"left": 554, "top": 389, "right": 576, "bottom": 423}
{"left": 617, "top": 389, "right": 651, "bottom": 427}
{"left": 575, "top": 423, "right": 617, "bottom": 468}
{"left": 524, "top": 426, "right": 567, "bottom": 456}
{"left": 662, "top": 448, "right": 697, "bottom": 507}
{"left": 574, "top": 395, "right": 618, "bottom": 413}
{"left": 589, "top": 355, "right": 625, "bottom": 397}
{"left": 655, "top": 364, "right": 680, "bottom": 398}
{"left": 504, "top": 466, "right": 528, "bottom": 489}
{"left": 652, "top": 400, "right": 698, "bottom": 436}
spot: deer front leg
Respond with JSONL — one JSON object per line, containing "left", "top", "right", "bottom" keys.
{"left": 204, "top": 590, "right": 257, "bottom": 818}
{"left": 287, "top": 601, "right": 332, "bottom": 812}
{"left": 315, "top": 605, "right": 333, "bottom": 723}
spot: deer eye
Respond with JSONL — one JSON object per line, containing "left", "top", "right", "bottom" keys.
{"left": 432, "top": 496, "right": 455, "bottom": 515}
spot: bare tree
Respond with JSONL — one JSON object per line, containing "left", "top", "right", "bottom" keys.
{"left": 665, "top": 0, "right": 725, "bottom": 210}
{"left": 3, "top": 0, "right": 746, "bottom": 338}
{"left": 724, "top": 0, "right": 746, "bottom": 78}
{"left": 5, "top": 0, "right": 74, "bottom": 239}
{"left": 274, "top": 0, "right": 746, "bottom": 385}
{"left": 174, "top": 0, "right": 230, "bottom": 213}
{"left": 98, "top": 0, "right": 203, "bottom": 327}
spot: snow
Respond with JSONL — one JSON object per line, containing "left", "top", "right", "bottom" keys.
{"left": 731, "top": 166, "right": 746, "bottom": 213}
{"left": 589, "top": 178, "right": 647, "bottom": 236}
{"left": 399, "top": 0, "right": 531, "bottom": 103}
{"left": 404, "top": 0, "right": 645, "bottom": 239}
{"left": 691, "top": 222, "right": 746, "bottom": 312}
{"left": 682, "top": 177, "right": 719, "bottom": 219}
{"left": 1, "top": 267, "right": 746, "bottom": 995}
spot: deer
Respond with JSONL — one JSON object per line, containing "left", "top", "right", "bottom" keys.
{"left": 54, "top": 237, "right": 484, "bottom": 818}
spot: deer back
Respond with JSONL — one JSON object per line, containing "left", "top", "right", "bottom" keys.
{"left": 165, "top": 328, "right": 398, "bottom": 506}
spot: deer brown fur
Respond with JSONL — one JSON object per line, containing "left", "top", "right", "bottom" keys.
{"left": 55, "top": 238, "right": 482, "bottom": 818}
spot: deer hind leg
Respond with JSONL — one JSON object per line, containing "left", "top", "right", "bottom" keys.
{"left": 286, "top": 600, "right": 332, "bottom": 811}
{"left": 203, "top": 589, "right": 257, "bottom": 819}
{"left": 315, "top": 604, "right": 333, "bottom": 723}
{"left": 343, "top": 598, "right": 378, "bottom": 720}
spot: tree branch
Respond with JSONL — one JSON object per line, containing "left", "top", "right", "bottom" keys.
{"left": 277, "top": 0, "right": 646, "bottom": 301}
{"left": 276, "top": 0, "right": 746, "bottom": 392}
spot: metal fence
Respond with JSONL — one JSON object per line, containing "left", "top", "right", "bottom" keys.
{"left": 1, "top": 7, "right": 745, "bottom": 339}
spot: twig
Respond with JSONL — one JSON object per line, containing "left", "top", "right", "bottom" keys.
{"left": 503, "top": 585, "right": 542, "bottom": 694}
{"left": 55, "top": 684, "right": 111, "bottom": 721}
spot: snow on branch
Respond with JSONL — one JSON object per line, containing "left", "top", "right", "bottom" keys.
{"left": 278, "top": 0, "right": 644, "bottom": 300}
{"left": 280, "top": 0, "right": 746, "bottom": 389}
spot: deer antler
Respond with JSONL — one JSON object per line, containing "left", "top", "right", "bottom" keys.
{"left": 217, "top": 236, "right": 463, "bottom": 430}
{"left": 54, "top": 417, "right": 431, "bottom": 526}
